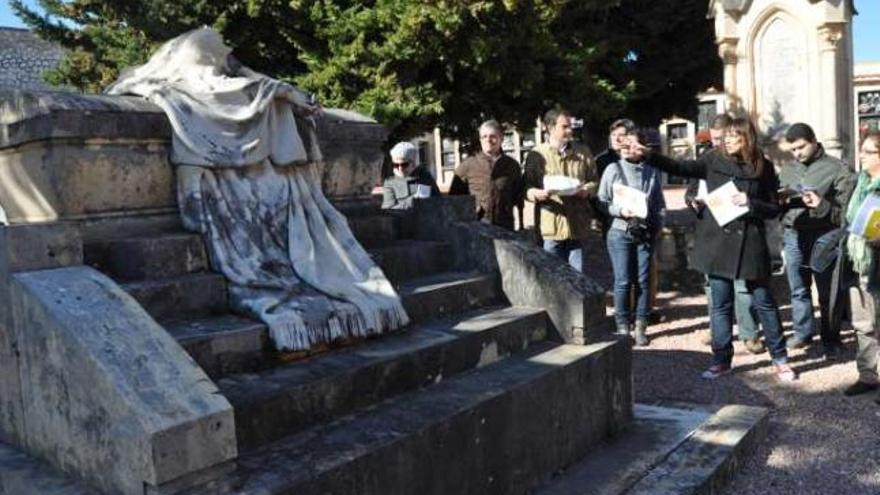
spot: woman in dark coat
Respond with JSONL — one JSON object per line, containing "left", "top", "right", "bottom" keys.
{"left": 640, "top": 117, "right": 796, "bottom": 381}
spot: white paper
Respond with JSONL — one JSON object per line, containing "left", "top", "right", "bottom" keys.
{"left": 612, "top": 183, "right": 648, "bottom": 219}
{"left": 544, "top": 175, "right": 582, "bottom": 196}
{"left": 696, "top": 180, "right": 708, "bottom": 201}
{"left": 415, "top": 184, "right": 432, "bottom": 199}
{"left": 705, "top": 181, "right": 749, "bottom": 227}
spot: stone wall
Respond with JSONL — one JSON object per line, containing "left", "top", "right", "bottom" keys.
{"left": 0, "top": 28, "right": 65, "bottom": 91}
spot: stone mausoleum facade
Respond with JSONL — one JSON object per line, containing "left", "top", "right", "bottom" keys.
{"left": 0, "top": 27, "right": 65, "bottom": 91}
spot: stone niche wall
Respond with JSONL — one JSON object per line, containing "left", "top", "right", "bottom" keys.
{"left": 709, "top": 0, "right": 854, "bottom": 161}
{"left": 0, "top": 28, "right": 65, "bottom": 91}
{"left": 0, "top": 89, "right": 388, "bottom": 225}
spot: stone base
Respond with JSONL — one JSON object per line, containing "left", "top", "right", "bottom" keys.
{"left": 536, "top": 403, "right": 770, "bottom": 495}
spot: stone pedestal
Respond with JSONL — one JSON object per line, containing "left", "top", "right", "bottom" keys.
{"left": 709, "top": 0, "right": 854, "bottom": 162}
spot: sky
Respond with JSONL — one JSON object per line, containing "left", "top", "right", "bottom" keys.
{"left": 1, "top": 0, "right": 880, "bottom": 62}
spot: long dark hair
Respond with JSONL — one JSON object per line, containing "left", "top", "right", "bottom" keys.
{"left": 722, "top": 117, "right": 765, "bottom": 178}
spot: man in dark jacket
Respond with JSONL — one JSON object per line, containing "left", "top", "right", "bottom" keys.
{"left": 449, "top": 120, "right": 524, "bottom": 230}
{"left": 779, "top": 123, "right": 856, "bottom": 358}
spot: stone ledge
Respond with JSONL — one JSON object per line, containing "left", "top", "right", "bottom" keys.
{"left": 536, "top": 403, "right": 770, "bottom": 495}
{"left": 399, "top": 196, "right": 610, "bottom": 344}
{"left": 0, "top": 89, "right": 386, "bottom": 148}
{"left": 7, "top": 266, "right": 236, "bottom": 495}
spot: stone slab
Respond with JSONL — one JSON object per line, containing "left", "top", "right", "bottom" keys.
{"left": 166, "top": 315, "right": 270, "bottom": 379}
{"left": 9, "top": 266, "right": 236, "bottom": 495}
{"left": 85, "top": 232, "right": 208, "bottom": 281}
{"left": 369, "top": 240, "right": 452, "bottom": 283}
{"left": 122, "top": 272, "right": 228, "bottom": 323}
{"left": 219, "top": 305, "right": 549, "bottom": 451}
{"left": 181, "top": 339, "right": 632, "bottom": 495}
{"left": 157, "top": 272, "right": 504, "bottom": 380}
{"left": 0, "top": 441, "right": 97, "bottom": 495}
{"left": 398, "top": 271, "right": 504, "bottom": 323}
{"left": 536, "top": 403, "right": 770, "bottom": 495}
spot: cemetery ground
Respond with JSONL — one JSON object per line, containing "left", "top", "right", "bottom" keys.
{"left": 582, "top": 191, "right": 880, "bottom": 495}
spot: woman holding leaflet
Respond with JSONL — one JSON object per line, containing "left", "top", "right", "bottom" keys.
{"left": 635, "top": 117, "right": 795, "bottom": 381}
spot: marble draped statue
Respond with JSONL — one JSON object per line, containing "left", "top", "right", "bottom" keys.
{"left": 106, "top": 27, "right": 409, "bottom": 351}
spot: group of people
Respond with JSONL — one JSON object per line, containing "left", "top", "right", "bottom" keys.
{"left": 380, "top": 108, "right": 880, "bottom": 401}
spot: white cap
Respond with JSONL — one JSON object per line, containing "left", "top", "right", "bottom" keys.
{"left": 390, "top": 141, "right": 418, "bottom": 164}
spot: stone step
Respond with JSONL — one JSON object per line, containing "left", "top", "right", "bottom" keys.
{"left": 534, "top": 403, "right": 769, "bottom": 495}
{"left": 0, "top": 441, "right": 97, "bottom": 495}
{"left": 369, "top": 240, "right": 452, "bottom": 283}
{"left": 182, "top": 339, "right": 631, "bottom": 495}
{"left": 84, "top": 232, "right": 208, "bottom": 281}
{"left": 347, "top": 214, "right": 398, "bottom": 247}
{"left": 220, "top": 305, "right": 550, "bottom": 451}
{"left": 399, "top": 271, "right": 504, "bottom": 323}
{"left": 122, "top": 273, "right": 228, "bottom": 323}
{"left": 165, "top": 314, "right": 270, "bottom": 379}
{"left": 153, "top": 271, "right": 503, "bottom": 380}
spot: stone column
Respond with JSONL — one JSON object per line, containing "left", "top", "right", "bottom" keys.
{"left": 818, "top": 23, "right": 845, "bottom": 157}
{"left": 718, "top": 38, "right": 739, "bottom": 112}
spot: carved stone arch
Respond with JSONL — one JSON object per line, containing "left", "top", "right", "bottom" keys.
{"left": 746, "top": 5, "right": 810, "bottom": 136}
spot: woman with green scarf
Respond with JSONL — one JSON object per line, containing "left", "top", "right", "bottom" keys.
{"left": 840, "top": 131, "right": 880, "bottom": 403}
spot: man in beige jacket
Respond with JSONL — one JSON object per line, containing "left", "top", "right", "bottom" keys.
{"left": 524, "top": 108, "right": 599, "bottom": 272}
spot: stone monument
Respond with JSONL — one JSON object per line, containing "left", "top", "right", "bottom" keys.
{"left": 709, "top": 0, "right": 855, "bottom": 160}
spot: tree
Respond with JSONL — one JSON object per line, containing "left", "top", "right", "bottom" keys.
{"left": 12, "top": 0, "right": 720, "bottom": 141}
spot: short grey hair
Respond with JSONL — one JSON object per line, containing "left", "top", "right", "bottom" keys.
{"left": 478, "top": 119, "right": 504, "bottom": 136}
{"left": 389, "top": 141, "right": 418, "bottom": 163}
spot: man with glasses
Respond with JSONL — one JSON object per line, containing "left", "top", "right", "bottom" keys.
{"left": 381, "top": 141, "right": 440, "bottom": 210}
{"left": 779, "top": 123, "right": 856, "bottom": 360}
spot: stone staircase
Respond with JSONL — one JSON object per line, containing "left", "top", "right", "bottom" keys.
{"left": 79, "top": 201, "right": 630, "bottom": 495}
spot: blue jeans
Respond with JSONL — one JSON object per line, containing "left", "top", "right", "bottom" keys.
{"left": 606, "top": 228, "right": 653, "bottom": 326}
{"left": 704, "top": 278, "right": 759, "bottom": 340}
{"left": 543, "top": 238, "right": 584, "bottom": 273}
{"left": 708, "top": 276, "right": 787, "bottom": 367}
{"left": 783, "top": 228, "right": 835, "bottom": 345}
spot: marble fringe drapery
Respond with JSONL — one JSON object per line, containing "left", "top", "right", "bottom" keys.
{"left": 107, "top": 28, "right": 408, "bottom": 350}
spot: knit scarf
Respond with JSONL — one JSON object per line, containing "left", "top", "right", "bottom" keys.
{"left": 845, "top": 171, "right": 880, "bottom": 274}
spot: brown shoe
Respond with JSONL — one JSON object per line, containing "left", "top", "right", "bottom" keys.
{"left": 743, "top": 337, "right": 765, "bottom": 355}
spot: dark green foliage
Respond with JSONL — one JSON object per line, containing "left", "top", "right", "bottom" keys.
{"left": 12, "top": 0, "right": 719, "bottom": 139}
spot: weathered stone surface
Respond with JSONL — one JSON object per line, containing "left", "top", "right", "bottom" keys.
{"left": 345, "top": 213, "right": 397, "bottom": 248}
{"left": 626, "top": 405, "right": 769, "bottom": 495}
{"left": 369, "top": 240, "right": 452, "bottom": 283}
{"left": 399, "top": 196, "right": 610, "bottom": 344}
{"left": 9, "top": 266, "right": 236, "bottom": 495}
{"left": 0, "top": 137, "right": 177, "bottom": 223}
{"left": 85, "top": 232, "right": 208, "bottom": 281}
{"left": 0, "top": 222, "right": 83, "bottom": 446}
{"left": 458, "top": 222, "right": 610, "bottom": 344}
{"left": 535, "top": 403, "right": 769, "bottom": 495}
{"left": 160, "top": 272, "right": 504, "bottom": 380}
{"left": 398, "top": 271, "right": 503, "bottom": 323}
{"left": 222, "top": 306, "right": 549, "bottom": 451}
{"left": 181, "top": 339, "right": 631, "bottom": 495}
{"left": 0, "top": 90, "right": 389, "bottom": 220}
{"left": 0, "top": 441, "right": 97, "bottom": 495}
{"left": 122, "top": 272, "right": 228, "bottom": 323}
{"left": 166, "top": 315, "right": 270, "bottom": 379}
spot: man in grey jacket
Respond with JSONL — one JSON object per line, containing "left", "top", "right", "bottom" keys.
{"left": 779, "top": 123, "right": 856, "bottom": 359}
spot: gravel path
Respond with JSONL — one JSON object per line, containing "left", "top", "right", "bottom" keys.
{"left": 582, "top": 230, "right": 880, "bottom": 495}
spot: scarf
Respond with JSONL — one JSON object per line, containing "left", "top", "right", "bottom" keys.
{"left": 845, "top": 171, "right": 880, "bottom": 274}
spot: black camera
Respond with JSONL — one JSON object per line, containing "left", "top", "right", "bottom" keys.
{"left": 626, "top": 218, "right": 651, "bottom": 243}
